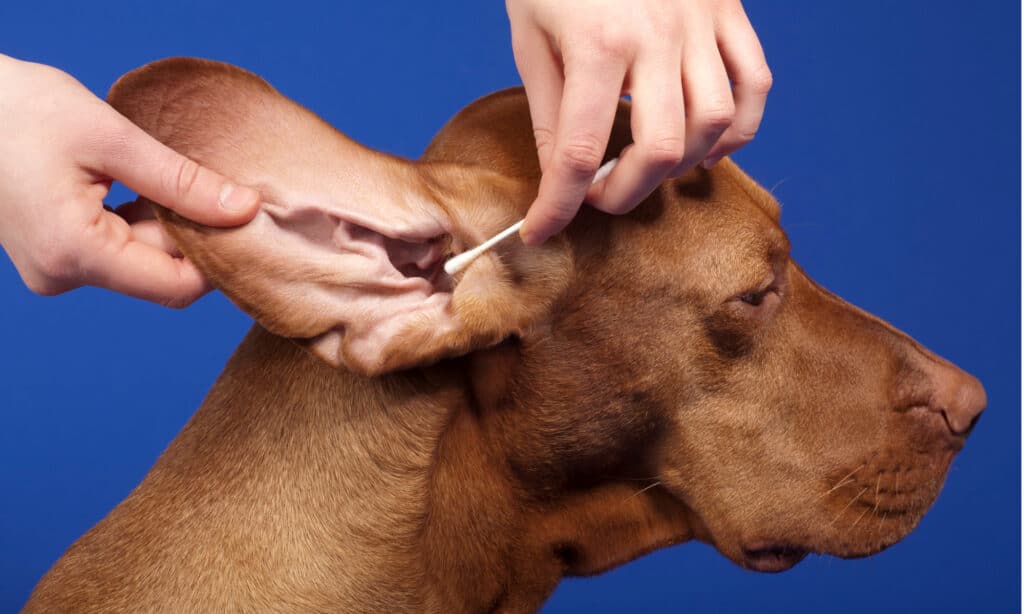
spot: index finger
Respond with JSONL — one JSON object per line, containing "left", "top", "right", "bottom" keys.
{"left": 81, "top": 209, "right": 211, "bottom": 307}
{"left": 521, "top": 60, "right": 626, "bottom": 245}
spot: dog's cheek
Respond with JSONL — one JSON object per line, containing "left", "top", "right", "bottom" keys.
{"left": 702, "top": 311, "right": 757, "bottom": 361}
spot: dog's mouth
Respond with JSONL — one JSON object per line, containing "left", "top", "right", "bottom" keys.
{"left": 741, "top": 543, "right": 809, "bottom": 573}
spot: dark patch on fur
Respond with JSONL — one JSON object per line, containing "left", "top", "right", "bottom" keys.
{"left": 554, "top": 543, "right": 580, "bottom": 568}
{"left": 507, "top": 387, "right": 668, "bottom": 498}
{"left": 703, "top": 311, "right": 755, "bottom": 360}
{"left": 673, "top": 169, "right": 714, "bottom": 201}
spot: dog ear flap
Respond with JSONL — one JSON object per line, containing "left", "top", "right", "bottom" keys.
{"left": 108, "top": 58, "right": 570, "bottom": 375}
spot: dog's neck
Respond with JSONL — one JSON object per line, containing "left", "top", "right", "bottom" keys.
{"left": 174, "top": 326, "right": 694, "bottom": 611}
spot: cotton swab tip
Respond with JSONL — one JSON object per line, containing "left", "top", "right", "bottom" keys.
{"left": 443, "top": 157, "right": 619, "bottom": 277}
{"left": 443, "top": 251, "right": 474, "bottom": 276}
{"left": 444, "top": 220, "right": 524, "bottom": 276}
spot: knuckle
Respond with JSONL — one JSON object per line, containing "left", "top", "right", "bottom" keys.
{"left": 594, "top": 26, "right": 633, "bottom": 57}
{"left": 640, "top": 135, "right": 686, "bottom": 167}
{"left": 574, "top": 22, "right": 634, "bottom": 59}
{"left": 171, "top": 157, "right": 202, "bottom": 201}
{"left": 733, "top": 128, "right": 759, "bottom": 144}
{"left": 693, "top": 100, "right": 736, "bottom": 133}
{"left": 27, "top": 248, "right": 77, "bottom": 295}
{"left": 24, "top": 275, "right": 62, "bottom": 296}
{"left": 533, "top": 127, "right": 555, "bottom": 151}
{"left": 34, "top": 247, "right": 76, "bottom": 287}
{"left": 557, "top": 135, "right": 605, "bottom": 175}
{"left": 688, "top": 100, "right": 737, "bottom": 135}
{"left": 747, "top": 63, "right": 774, "bottom": 94}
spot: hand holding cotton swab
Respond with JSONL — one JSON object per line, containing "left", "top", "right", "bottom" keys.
{"left": 444, "top": 158, "right": 619, "bottom": 276}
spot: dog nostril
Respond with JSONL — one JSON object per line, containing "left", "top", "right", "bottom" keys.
{"left": 940, "top": 407, "right": 982, "bottom": 437}
{"left": 935, "top": 372, "right": 987, "bottom": 437}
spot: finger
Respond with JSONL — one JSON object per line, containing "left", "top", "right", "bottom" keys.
{"left": 113, "top": 199, "right": 182, "bottom": 255}
{"left": 521, "top": 57, "right": 626, "bottom": 245}
{"left": 672, "top": 23, "right": 735, "bottom": 175}
{"left": 80, "top": 209, "right": 210, "bottom": 307}
{"left": 510, "top": 19, "right": 565, "bottom": 172}
{"left": 590, "top": 50, "right": 685, "bottom": 215}
{"left": 98, "top": 118, "right": 260, "bottom": 227}
{"left": 129, "top": 219, "right": 182, "bottom": 257}
{"left": 703, "top": 3, "right": 772, "bottom": 166}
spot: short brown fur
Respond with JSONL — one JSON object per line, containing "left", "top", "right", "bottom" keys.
{"left": 25, "top": 59, "right": 985, "bottom": 613}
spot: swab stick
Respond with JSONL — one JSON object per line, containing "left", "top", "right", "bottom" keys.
{"left": 444, "top": 158, "right": 619, "bottom": 276}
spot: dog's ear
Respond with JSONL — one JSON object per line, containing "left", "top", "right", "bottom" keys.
{"left": 107, "top": 58, "right": 571, "bottom": 375}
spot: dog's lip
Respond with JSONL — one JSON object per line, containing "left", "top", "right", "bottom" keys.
{"left": 741, "top": 542, "right": 808, "bottom": 573}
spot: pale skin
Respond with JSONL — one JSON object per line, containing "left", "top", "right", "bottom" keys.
{"left": 0, "top": 0, "right": 769, "bottom": 304}
{"left": 0, "top": 54, "right": 262, "bottom": 307}
{"left": 509, "top": 0, "right": 771, "bottom": 244}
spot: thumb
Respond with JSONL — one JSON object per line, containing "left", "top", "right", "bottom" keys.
{"left": 100, "top": 118, "right": 260, "bottom": 227}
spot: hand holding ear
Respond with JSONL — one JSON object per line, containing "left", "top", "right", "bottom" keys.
{"left": 506, "top": 0, "right": 772, "bottom": 245}
{"left": 0, "top": 54, "right": 260, "bottom": 307}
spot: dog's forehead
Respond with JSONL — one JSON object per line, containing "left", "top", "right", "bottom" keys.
{"left": 639, "top": 165, "right": 785, "bottom": 256}
{"left": 565, "top": 165, "right": 790, "bottom": 312}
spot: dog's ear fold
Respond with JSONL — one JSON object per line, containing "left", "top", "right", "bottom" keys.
{"left": 108, "top": 58, "right": 571, "bottom": 375}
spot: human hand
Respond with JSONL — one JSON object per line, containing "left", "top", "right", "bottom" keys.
{"left": 506, "top": 0, "right": 772, "bottom": 244}
{"left": 0, "top": 54, "right": 260, "bottom": 307}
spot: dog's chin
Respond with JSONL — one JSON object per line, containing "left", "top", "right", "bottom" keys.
{"left": 740, "top": 542, "right": 809, "bottom": 573}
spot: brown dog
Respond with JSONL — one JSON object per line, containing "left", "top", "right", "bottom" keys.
{"left": 25, "top": 58, "right": 985, "bottom": 613}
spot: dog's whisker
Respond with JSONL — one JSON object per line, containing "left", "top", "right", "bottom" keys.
{"left": 768, "top": 176, "right": 791, "bottom": 196}
{"left": 850, "top": 506, "right": 870, "bottom": 528}
{"left": 819, "top": 477, "right": 856, "bottom": 499}
{"left": 819, "top": 463, "right": 866, "bottom": 499}
{"left": 834, "top": 464, "right": 865, "bottom": 487}
{"left": 622, "top": 481, "right": 662, "bottom": 504}
{"left": 829, "top": 486, "right": 868, "bottom": 527}
{"left": 874, "top": 474, "right": 881, "bottom": 511}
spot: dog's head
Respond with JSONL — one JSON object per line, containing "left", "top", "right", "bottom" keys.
{"left": 108, "top": 58, "right": 985, "bottom": 573}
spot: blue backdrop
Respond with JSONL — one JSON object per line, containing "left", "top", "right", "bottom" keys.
{"left": 1, "top": 1, "right": 1019, "bottom": 612}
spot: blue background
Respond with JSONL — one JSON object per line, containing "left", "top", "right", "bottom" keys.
{"left": 0, "top": 1, "right": 1019, "bottom": 612}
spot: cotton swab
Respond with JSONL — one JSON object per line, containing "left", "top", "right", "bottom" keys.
{"left": 444, "top": 158, "right": 619, "bottom": 276}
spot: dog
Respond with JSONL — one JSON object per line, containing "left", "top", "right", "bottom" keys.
{"left": 24, "top": 58, "right": 986, "bottom": 613}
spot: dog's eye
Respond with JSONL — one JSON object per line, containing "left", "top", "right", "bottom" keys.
{"left": 739, "top": 290, "right": 767, "bottom": 306}
{"left": 732, "top": 271, "right": 785, "bottom": 314}
{"left": 733, "top": 281, "right": 781, "bottom": 311}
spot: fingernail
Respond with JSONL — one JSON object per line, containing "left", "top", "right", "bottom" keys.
{"left": 219, "top": 183, "right": 259, "bottom": 212}
{"left": 701, "top": 156, "right": 722, "bottom": 170}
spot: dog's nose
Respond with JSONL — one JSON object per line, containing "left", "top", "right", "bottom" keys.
{"left": 925, "top": 360, "right": 987, "bottom": 436}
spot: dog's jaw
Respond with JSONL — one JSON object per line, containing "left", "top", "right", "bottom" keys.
{"left": 418, "top": 344, "right": 701, "bottom": 611}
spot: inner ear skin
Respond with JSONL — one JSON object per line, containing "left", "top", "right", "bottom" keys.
{"left": 108, "top": 59, "right": 581, "bottom": 376}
